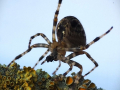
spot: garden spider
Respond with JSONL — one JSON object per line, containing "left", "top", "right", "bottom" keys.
{"left": 7, "top": 0, "right": 113, "bottom": 83}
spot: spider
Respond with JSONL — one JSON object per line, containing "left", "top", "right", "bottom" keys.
{"left": 7, "top": 0, "right": 113, "bottom": 83}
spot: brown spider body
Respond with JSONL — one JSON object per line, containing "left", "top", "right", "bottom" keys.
{"left": 7, "top": 0, "right": 113, "bottom": 84}
{"left": 49, "top": 16, "right": 86, "bottom": 61}
{"left": 57, "top": 16, "right": 86, "bottom": 48}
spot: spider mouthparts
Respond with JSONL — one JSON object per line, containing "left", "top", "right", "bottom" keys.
{"left": 46, "top": 56, "right": 54, "bottom": 62}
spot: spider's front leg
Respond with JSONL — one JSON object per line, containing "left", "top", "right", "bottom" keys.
{"left": 33, "top": 48, "right": 49, "bottom": 69}
{"left": 27, "top": 33, "right": 51, "bottom": 69}
{"left": 7, "top": 43, "right": 49, "bottom": 68}
{"left": 52, "top": 0, "right": 62, "bottom": 42}
{"left": 28, "top": 33, "right": 51, "bottom": 48}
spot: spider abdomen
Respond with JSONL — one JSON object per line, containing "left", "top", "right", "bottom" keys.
{"left": 56, "top": 16, "right": 86, "bottom": 48}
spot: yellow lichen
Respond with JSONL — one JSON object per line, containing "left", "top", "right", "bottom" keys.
{"left": 65, "top": 76, "right": 73, "bottom": 85}
{"left": 50, "top": 81, "right": 54, "bottom": 85}
{"left": 0, "top": 63, "right": 99, "bottom": 90}
{"left": 78, "top": 84, "right": 87, "bottom": 90}
{"left": 88, "top": 83, "right": 96, "bottom": 89}
{"left": 78, "top": 88, "right": 87, "bottom": 90}
{"left": 83, "top": 79, "right": 91, "bottom": 85}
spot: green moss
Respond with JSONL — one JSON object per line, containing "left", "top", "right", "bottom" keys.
{"left": 0, "top": 63, "right": 104, "bottom": 90}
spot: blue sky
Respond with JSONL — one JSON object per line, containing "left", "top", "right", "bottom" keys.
{"left": 0, "top": 0, "right": 120, "bottom": 90}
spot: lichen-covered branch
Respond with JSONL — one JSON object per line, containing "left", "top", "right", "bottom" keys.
{"left": 0, "top": 63, "right": 104, "bottom": 90}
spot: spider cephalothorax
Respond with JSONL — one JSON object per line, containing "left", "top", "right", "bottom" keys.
{"left": 7, "top": 0, "right": 113, "bottom": 84}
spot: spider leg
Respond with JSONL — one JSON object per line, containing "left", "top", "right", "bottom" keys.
{"left": 62, "top": 59, "right": 83, "bottom": 84}
{"left": 65, "top": 51, "right": 98, "bottom": 77}
{"left": 52, "top": 0, "right": 62, "bottom": 42}
{"left": 61, "top": 26, "right": 113, "bottom": 51}
{"left": 63, "top": 61, "right": 74, "bottom": 76}
{"left": 7, "top": 43, "right": 49, "bottom": 68}
{"left": 82, "top": 26, "right": 113, "bottom": 50}
{"left": 82, "top": 51, "right": 98, "bottom": 77}
{"left": 52, "top": 60, "right": 61, "bottom": 75}
{"left": 33, "top": 49, "right": 49, "bottom": 69}
{"left": 41, "top": 59, "right": 47, "bottom": 65}
{"left": 28, "top": 33, "right": 51, "bottom": 48}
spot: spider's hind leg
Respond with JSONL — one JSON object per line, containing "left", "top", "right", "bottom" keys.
{"left": 62, "top": 59, "right": 83, "bottom": 84}
{"left": 64, "top": 27, "right": 113, "bottom": 52}
{"left": 82, "top": 51, "right": 98, "bottom": 77}
{"left": 80, "top": 26, "right": 113, "bottom": 50}
{"left": 65, "top": 51, "right": 98, "bottom": 77}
